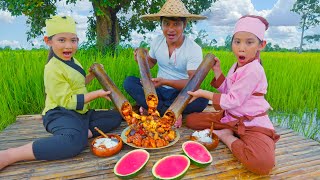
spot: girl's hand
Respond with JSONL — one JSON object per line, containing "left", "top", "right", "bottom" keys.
{"left": 88, "top": 66, "right": 93, "bottom": 73}
{"left": 85, "top": 71, "right": 96, "bottom": 85}
{"left": 96, "top": 89, "right": 111, "bottom": 101}
{"left": 212, "top": 57, "right": 222, "bottom": 78}
{"left": 212, "top": 57, "right": 221, "bottom": 71}
{"left": 151, "top": 77, "right": 164, "bottom": 88}
{"left": 89, "top": 63, "right": 104, "bottom": 71}
{"left": 188, "top": 89, "right": 212, "bottom": 103}
{"left": 187, "top": 89, "right": 204, "bottom": 103}
{"left": 88, "top": 63, "right": 104, "bottom": 75}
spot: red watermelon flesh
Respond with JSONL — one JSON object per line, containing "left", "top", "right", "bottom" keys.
{"left": 115, "top": 151, "right": 148, "bottom": 175}
{"left": 184, "top": 143, "right": 211, "bottom": 163}
{"left": 154, "top": 156, "right": 189, "bottom": 178}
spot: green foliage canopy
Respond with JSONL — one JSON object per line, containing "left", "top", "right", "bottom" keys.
{"left": 291, "top": 0, "right": 320, "bottom": 30}
{"left": 305, "top": 34, "right": 320, "bottom": 43}
{"left": 291, "top": 0, "right": 320, "bottom": 53}
{"left": 0, "top": 0, "right": 216, "bottom": 51}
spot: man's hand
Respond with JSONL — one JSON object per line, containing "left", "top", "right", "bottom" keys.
{"left": 134, "top": 48, "right": 149, "bottom": 63}
{"left": 151, "top": 77, "right": 165, "bottom": 88}
{"left": 133, "top": 48, "right": 138, "bottom": 63}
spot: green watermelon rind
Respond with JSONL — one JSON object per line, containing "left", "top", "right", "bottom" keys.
{"left": 182, "top": 141, "right": 213, "bottom": 168}
{"left": 114, "top": 149, "right": 150, "bottom": 179}
{"left": 152, "top": 155, "right": 190, "bottom": 180}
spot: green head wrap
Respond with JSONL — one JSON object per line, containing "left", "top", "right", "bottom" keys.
{"left": 46, "top": 16, "right": 76, "bottom": 37}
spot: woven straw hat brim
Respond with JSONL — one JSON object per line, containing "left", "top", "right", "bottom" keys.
{"left": 141, "top": 0, "right": 207, "bottom": 21}
{"left": 141, "top": 13, "right": 207, "bottom": 21}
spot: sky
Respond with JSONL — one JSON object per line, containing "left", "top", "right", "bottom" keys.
{"left": 0, "top": 0, "right": 319, "bottom": 50}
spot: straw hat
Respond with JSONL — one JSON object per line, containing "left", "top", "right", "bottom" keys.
{"left": 141, "top": 0, "right": 207, "bottom": 21}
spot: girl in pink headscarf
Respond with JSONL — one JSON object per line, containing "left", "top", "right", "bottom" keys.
{"left": 186, "top": 15, "right": 280, "bottom": 175}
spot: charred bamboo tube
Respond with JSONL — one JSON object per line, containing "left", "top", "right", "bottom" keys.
{"left": 136, "top": 48, "right": 159, "bottom": 115}
{"left": 90, "top": 63, "right": 132, "bottom": 120}
{"left": 163, "top": 53, "right": 216, "bottom": 125}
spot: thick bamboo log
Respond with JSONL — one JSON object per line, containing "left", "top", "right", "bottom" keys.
{"left": 163, "top": 53, "right": 216, "bottom": 125}
{"left": 136, "top": 48, "right": 159, "bottom": 115}
{"left": 90, "top": 63, "right": 132, "bottom": 119}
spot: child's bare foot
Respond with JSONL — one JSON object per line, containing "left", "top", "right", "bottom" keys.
{"left": 213, "top": 129, "right": 234, "bottom": 138}
{"left": 213, "top": 129, "right": 237, "bottom": 151}
{"left": 0, "top": 150, "right": 10, "bottom": 170}
{"left": 88, "top": 129, "right": 93, "bottom": 138}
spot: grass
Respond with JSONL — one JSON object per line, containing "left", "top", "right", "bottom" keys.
{"left": 0, "top": 49, "right": 319, "bottom": 141}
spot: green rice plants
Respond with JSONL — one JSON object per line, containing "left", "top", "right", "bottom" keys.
{"left": 0, "top": 49, "right": 319, "bottom": 141}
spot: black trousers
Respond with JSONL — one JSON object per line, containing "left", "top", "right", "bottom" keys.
{"left": 33, "top": 107, "right": 122, "bottom": 160}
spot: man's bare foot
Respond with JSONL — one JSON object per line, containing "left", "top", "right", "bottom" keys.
{"left": 139, "top": 107, "right": 148, "bottom": 116}
{"left": 174, "top": 115, "right": 182, "bottom": 128}
{"left": 0, "top": 150, "right": 10, "bottom": 170}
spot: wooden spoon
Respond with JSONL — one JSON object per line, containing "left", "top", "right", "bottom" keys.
{"left": 209, "top": 122, "right": 214, "bottom": 138}
{"left": 94, "top": 127, "right": 109, "bottom": 138}
{"left": 94, "top": 127, "right": 119, "bottom": 143}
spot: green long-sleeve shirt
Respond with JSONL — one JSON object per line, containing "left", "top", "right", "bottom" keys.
{"left": 42, "top": 55, "right": 88, "bottom": 115}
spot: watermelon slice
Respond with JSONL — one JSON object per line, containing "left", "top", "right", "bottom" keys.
{"left": 114, "top": 149, "right": 149, "bottom": 179}
{"left": 182, "top": 141, "right": 213, "bottom": 167}
{"left": 152, "top": 155, "right": 190, "bottom": 180}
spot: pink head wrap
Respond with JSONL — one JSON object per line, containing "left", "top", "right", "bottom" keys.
{"left": 233, "top": 17, "right": 266, "bottom": 40}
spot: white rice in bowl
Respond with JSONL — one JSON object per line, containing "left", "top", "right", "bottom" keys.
{"left": 192, "top": 129, "right": 212, "bottom": 143}
{"left": 94, "top": 137, "right": 118, "bottom": 149}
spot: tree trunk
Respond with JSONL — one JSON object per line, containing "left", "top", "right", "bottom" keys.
{"left": 92, "top": 2, "right": 120, "bottom": 53}
{"left": 299, "top": 15, "right": 306, "bottom": 54}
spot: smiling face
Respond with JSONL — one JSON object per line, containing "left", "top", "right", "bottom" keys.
{"left": 232, "top": 31, "right": 266, "bottom": 67}
{"left": 44, "top": 32, "right": 79, "bottom": 61}
{"left": 161, "top": 17, "right": 186, "bottom": 46}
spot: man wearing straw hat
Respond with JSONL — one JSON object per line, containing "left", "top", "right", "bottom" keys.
{"left": 123, "top": 0, "right": 209, "bottom": 127}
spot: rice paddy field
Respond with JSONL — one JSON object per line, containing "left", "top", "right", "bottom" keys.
{"left": 0, "top": 49, "right": 319, "bottom": 141}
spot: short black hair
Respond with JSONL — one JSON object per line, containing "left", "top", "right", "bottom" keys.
{"left": 160, "top": 16, "right": 187, "bottom": 23}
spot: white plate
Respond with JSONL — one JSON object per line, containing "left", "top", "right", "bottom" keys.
{"left": 121, "top": 126, "right": 180, "bottom": 150}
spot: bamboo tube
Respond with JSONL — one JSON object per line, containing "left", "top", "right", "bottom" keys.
{"left": 90, "top": 63, "right": 132, "bottom": 118}
{"left": 163, "top": 53, "right": 216, "bottom": 125}
{"left": 136, "top": 48, "right": 159, "bottom": 114}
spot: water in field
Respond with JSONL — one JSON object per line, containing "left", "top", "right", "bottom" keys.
{"left": 270, "top": 109, "right": 320, "bottom": 142}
